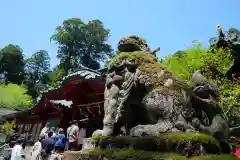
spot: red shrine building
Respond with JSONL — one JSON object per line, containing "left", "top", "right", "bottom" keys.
{"left": 6, "top": 68, "right": 105, "bottom": 141}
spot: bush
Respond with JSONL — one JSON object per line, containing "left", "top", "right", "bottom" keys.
{"left": 0, "top": 120, "right": 15, "bottom": 136}
{"left": 0, "top": 83, "right": 33, "bottom": 109}
{"left": 162, "top": 41, "right": 240, "bottom": 119}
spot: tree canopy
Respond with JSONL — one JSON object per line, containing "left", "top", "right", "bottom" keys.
{"left": 51, "top": 18, "right": 114, "bottom": 73}
{"left": 162, "top": 41, "right": 239, "bottom": 119}
{"left": 25, "top": 50, "right": 51, "bottom": 82}
{"left": 0, "top": 44, "right": 25, "bottom": 84}
{"left": 0, "top": 84, "right": 32, "bottom": 110}
{"left": 24, "top": 50, "right": 51, "bottom": 97}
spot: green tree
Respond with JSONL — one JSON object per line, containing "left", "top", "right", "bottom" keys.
{"left": 24, "top": 50, "right": 51, "bottom": 98}
{"left": 51, "top": 18, "right": 113, "bottom": 73}
{"left": 25, "top": 50, "right": 51, "bottom": 81}
{"left": 49, "top": 65, "right": 65, "bottom": 88}
{"left": 162, "top": 41, "right": 239, "bottom": 119}
{"left": 0, "top": 44, "right": 25, "bottom": 84}
{"left": 0, "top": 83, "right": 32, "bottom": 110}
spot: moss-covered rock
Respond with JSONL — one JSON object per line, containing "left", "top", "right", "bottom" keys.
{"left": 190, "top": 155, "right": 239, "bottom": 160}
{"left": 90, "top": 132, "right": 220, "bottom": 154}
{"left": 109, "top": 51, "right": 157, "bottom": 67}
{"left": 109, "top": 51, "right": 190, "bottom": 97}
{"left": 118, "top": 36, "right": 151, "bottom": 53}
{"left": 82, "top": 148, "right": 188, "bottom": 160}
{"left": 78, "top": 148, "right": 238, "bottom": 160}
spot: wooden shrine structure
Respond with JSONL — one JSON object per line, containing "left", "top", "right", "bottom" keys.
{"left": 5, "top": 68, "right": 105, "bottom": 141}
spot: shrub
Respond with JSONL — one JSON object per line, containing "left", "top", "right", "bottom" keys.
{"left": 162, "top": 41, "right": 240, "bottom": 119}
{"left": 0, "top": 83, "right": 33, "bottom": 109}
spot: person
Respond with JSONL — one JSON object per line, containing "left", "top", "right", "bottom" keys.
{"left": 66, "top": 120, "right": 79, "bottom": 151}
{"left": 42, "top": 132, "right": 55, "bottom": 160}
{"left": 40, "top": 122, "right": 49, "bottom": 139}
{"left": 46, "top": 127, "right": 56, "bottom": 139}
{"left": 10, "top": 139, "right": 24, "bottom": 160}
{"left": 32, "top": 137, "right": 43, "bottom": 160}
{"left": 78, "top": 122, "right": 86, "bottom": 150}
{"left": 233, "top": 144, "right": 240, "bottom": 158}
{"left": 54, "top": 128, "right": 66, "bottom": 153}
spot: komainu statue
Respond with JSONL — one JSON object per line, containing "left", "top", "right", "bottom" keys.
{"left": 93, "top": 36, "right": 229, "bottom": 142}
{"left": 190, "top": 70, "right": 230, "bottom": 152}
{"left": 72, "top": 36, "right": 239, "bottom": 159}
{"left": 94, "top": 36, "right": 189, "bottom": 137}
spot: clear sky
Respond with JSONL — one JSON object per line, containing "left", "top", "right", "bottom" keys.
{"left": 0, "top": 0, "right": 239, "bottom": 68}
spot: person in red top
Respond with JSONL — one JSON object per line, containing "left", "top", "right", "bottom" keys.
{"left": 233, "top": 145, "right": 240, "bottom": 158}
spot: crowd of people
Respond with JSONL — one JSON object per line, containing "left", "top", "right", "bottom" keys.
{"left": 9, "top": 120, "right": 86, "bottom": 160}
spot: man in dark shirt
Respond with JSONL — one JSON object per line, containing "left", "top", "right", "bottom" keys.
{"left": 42, "top": 132, "right": 55, "bottom": 159}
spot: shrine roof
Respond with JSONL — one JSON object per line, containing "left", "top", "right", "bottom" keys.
{"left": 2, "top": 109, "right": 31, "bottom": 120}
{"left": 35, "top": 67, "right": 105, "bottom": 107}
{"left": 50, "top": 100, "right": 73, "bottom": 108}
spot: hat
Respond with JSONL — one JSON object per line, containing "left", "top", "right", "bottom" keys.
{"left": 58, "top": 128, "right": 64, "bottom": 132}
{"left": 72, "top": 120, "right": 78, "bottom": 124}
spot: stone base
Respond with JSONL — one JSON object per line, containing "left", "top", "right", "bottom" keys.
{"left": 82, "top": 138, "right": 97, "bottom": 149}
{"left": 74, "top": 133, "right": 236, "bottom": 160}
{"left": 63, "top": 149, "right": 238, "bottom": 160}
{"left": 87, "top": 132, "right": 222, "bottom": 155}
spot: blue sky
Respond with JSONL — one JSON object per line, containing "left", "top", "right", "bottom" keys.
{"left": 0, "top": 0, "right": 239, "bottom": 68}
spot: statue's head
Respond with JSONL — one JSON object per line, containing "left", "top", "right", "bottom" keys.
{"left": 117, "top": 35, "right": 160, "bottom": 56}
{"left": 191, "top": 70, "right": 220, "bottom": 102}
{"left": 118, "top": 36, "right": 151, "bottom": 52}
{"left": 190, "top": 70, "right": 208, "bottom": 88}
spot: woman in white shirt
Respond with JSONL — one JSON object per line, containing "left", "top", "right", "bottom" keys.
{"left": 10, "top": 139, "right": 24, "bottom": 160}
{"left": 31, "top": 137, "right": 43, "bottom": 160}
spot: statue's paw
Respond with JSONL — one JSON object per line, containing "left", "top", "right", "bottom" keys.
{"left": 174, "top": 122, "right": 186, "bottom": 131}
{"left": 192, "top": 118, "right": 201, "bottom": 128}
{"left": 92, "top": 129, "right": 103, "bottom": 136}
{"left": 171, "top": 128, "right": 181, "bottom": 132}
{"left": 130, "top": 125, "right": 158, "bottom": 137}
{"left": 186, "top": 128, "right": 196, "bottom": 132}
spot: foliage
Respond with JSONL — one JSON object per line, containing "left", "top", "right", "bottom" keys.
{"left": 24, "top": 50, "right": 51, "bottom": 97}
{"left": 51, "top": 18, "right": 114, "bottom": 73}
{"left": 82, "top": 148, "right": 237, "bottom": 160}
{"left": 162, "top": 41, "right": 240, "bottom": 118}
{"left": 0, "top": 83, "right": 32, "bottom": 109}
{"left": 0, "top": 120, "right": 15, "bottom": 136}
{"left": 0, "top": 44, "right": 25, "bottom": 84}
{"left": 25, "top": 50, "right": 50, "bottom": 81}
{"left": 49, "top": 65, "right": 65, "bottom": 88}
{"left": 91, "top": 132, "right": 219, "bottom": 153}
{"left": 109, "top": 51, "right": 157, "bottom": 67}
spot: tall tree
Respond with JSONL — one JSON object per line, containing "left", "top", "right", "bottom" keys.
{"left": 24, "top": 50, "right": 51, "bottom": 98}
{"left": 51, "top": 18, "right": 113, "bottom": 73}
{"left": 25, "top": 50, "right": 51, "bottom": 82}
{"left": 0, "top": 44, "right": 25, "bottom": 84}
